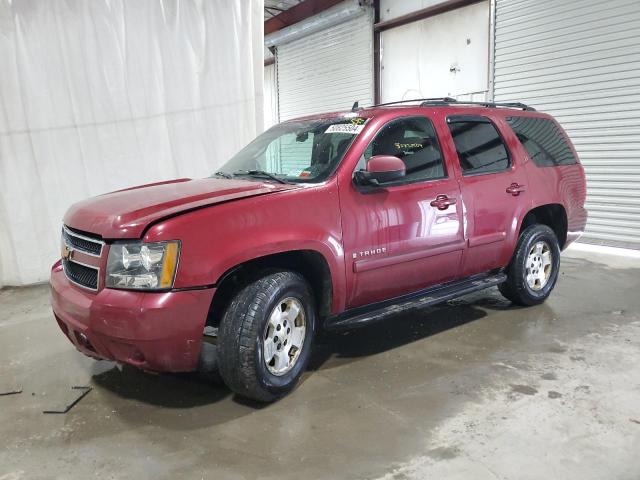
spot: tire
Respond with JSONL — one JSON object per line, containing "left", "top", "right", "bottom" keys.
{"left": 196, "top": 342, "right": 224, "bottom": 385}
{"left": 217, "top": 271, "right": 316, "bottom": 402}
{"left": 499, "top": 224, "right": 561, "bottom": 306}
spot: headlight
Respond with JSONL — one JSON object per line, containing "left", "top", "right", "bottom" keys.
{"left": 106, "top": 241, "right": 180, "bottom": 290}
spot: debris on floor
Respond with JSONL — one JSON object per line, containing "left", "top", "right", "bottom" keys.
{"left": 0, "top": 375, "right": 22, "bottom": 396}
{"left": 42, "top": 386, "right": 92, "bottom": 414}
{"left": 0, "top": 387, "right": 22, "bottom": 396}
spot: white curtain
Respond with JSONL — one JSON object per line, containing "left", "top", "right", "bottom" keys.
{"left": 0, "top": 0, "right": 264, "bottom": 286}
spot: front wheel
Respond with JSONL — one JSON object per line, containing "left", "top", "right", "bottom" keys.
{"left": 499, "top": 224, "right": 561, "bottom": 306}
{"left": 217, "top": 271, "right": 315, "bottom": 402}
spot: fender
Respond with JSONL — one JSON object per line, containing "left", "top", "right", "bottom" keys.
{"left": 523, "top": 162, "right": 587, "bottom": 248}
{"left": 143, "top": 181, "right": 348, "bottom": 313}
{"left": 499, "top": 112, "right": 587, "bottom": 249}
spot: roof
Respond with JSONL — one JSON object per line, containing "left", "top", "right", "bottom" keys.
{"left": 284, "top": 99, "right": 545, "bottom": 123}
{"left": 367, "top": 98, "right": 535, "bottom": 111}
{"left": 264, "top": 0, "right": 304, "bottom": 20}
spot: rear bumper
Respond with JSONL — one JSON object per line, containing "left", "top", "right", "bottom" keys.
{"left": 565, "top": 206, "right": 588, "bottom": 249}
{"left": 50, "top": 260, "right": 215, "bottom": 372}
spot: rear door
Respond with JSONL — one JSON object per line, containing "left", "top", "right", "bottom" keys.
{"left": 445, "top": 114, "right": 529, "bottom": 276}
{"left": 339, "top": 115, "right": 465, "bottom": 308}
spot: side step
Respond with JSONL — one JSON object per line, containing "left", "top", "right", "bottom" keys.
{"left": 324, "top": 272, "right": 507, "bottom": 331}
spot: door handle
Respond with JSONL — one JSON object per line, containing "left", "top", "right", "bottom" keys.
{"left": 506, "top": 183, "right": 526, "bottom": 196}
{"left": 430, "top": 194, "right": 457, "bottom": 210}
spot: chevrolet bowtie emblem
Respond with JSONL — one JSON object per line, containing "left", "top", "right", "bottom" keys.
{"left": 61, "top": 244, "right": 74, "bottom": 260}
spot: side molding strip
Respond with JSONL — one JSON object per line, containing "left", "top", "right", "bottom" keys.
{"left": 468, "top": 231, "right": 506, "bottom": 248}
{"left": 353, "top": 241, "right": 465, "bottom": 273}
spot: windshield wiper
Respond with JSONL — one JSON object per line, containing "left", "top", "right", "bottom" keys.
{"left": 213, "top": 171, "right": 233, "bottom": 179}
{"left": 233, "top": 170, "right": 290, "bottom": 184}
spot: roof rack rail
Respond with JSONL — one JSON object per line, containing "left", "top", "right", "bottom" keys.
{"left": 372, "top": 97, "right": 458, "bottom": 107}
{"left": 419, "top": 98, "right": 536, "bottom": 111}
{"left": 369, "top": 97, "right": 535, "bottom": 111}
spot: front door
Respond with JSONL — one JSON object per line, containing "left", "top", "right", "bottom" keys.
{"left": 339, "top": 115, "right": 465, "bottom": 308}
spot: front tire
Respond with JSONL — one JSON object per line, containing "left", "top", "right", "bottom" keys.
{"left": 499, "top": 224, "right": 561, "bottom": 306}
{"left": 217, "top": 271, "right": 315, "bottom": 402}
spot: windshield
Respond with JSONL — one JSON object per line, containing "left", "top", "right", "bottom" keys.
{"left": 216, "top": 116, "right": 369, "bottom": 183}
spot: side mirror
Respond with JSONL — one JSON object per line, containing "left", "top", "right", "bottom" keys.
{"left": 354, "top": 155, "right": 406, "bottom": 187}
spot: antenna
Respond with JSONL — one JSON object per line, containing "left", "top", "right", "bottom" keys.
{"left": 351, "top": 101, "right": 360, "bottom": 112}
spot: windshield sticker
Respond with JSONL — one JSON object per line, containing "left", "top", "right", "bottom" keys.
{"left": 325, "top": 118, "right": 367, "bottom": 134}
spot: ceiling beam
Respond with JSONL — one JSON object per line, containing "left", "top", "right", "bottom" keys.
{"left": 374, "top": 0, "right": 484, "bottom": 32}
{"left": 265, "top": 0, "right": 344, "bottom": 35}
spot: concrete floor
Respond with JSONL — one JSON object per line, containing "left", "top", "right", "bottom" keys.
{"left": 1, "top": 248, "right": 639, "bottom": 480}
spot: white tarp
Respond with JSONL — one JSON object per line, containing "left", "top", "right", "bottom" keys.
{"left": 0, "top": 0, "right": 264, "bottom": 286}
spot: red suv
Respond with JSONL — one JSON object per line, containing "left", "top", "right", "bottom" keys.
{"left": 51, "top": 98, "right": 587, "bottom": 401}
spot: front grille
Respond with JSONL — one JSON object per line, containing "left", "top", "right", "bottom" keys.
{"left": 63, "top": 259, "right": 98, "bottom": 290}
{"left": 62, "top": 227, "right": 103, "bottom": 256}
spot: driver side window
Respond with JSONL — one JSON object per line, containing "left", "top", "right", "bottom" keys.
{"left": 358, "top": 116, "right": 446, "bottom": 184}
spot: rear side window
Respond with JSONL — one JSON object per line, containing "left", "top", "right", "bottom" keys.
{"left": 507, "top": 116, "right": 576, "bottom": 167}
{"left": 447, "top": 118, "right": 510, "bottom": 175}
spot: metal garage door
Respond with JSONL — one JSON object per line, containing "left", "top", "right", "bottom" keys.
{"left": 264, "top": 62, "right": 278, "bottom": 130}
{"left": 380, "top": 1, "right": 490, "bottom": 103}
{"left": 493, "top": 0, "right": 640, "bottom": 248}
{"left": 275, "top": 5, "right": 374, "bottom": 121}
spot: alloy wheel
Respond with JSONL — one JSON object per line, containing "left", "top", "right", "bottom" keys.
{"left": 526, "top": 241, "right": 553, "bottom": 291}
{"left": 263, "top": 297, "right": 306, "bottom": 376}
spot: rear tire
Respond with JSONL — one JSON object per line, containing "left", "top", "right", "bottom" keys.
{"left": 217, "top": 271, "right": 315, "bottom": 402}
{"left": 499, "top": 224, "right": 561, "bottom": 306}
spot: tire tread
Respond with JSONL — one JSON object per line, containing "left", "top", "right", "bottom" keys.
{"left": 218, "top": 271, "right": 311, "bottom": 402}
{"left": 499, "top": 224, "right": 560, "bottom": 306}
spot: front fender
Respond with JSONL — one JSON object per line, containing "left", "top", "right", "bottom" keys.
{"left": 144, "top": 183, "right": 347, "bottom": 312}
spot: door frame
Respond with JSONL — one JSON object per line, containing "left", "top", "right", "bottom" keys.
{"left": 337, "top": 111, "right": 467, "bottom": 307}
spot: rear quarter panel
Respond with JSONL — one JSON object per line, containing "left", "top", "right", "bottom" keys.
{"left": 497, "top": 111, "right": 588, "bottom": 247}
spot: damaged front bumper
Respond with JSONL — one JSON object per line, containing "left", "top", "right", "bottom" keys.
{"left": 50, "top": 260, "right": 215, "bottom": 372}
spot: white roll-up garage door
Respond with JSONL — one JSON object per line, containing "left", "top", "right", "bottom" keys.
{"left": 493, "top": 0, "right": 640, "bottom": 249}
{"left": 275, "top": 6, "right": 374, "bottom": 121}
{"left": 380, "top": 1, "right": 490, "bottom": 103}
{"left": 264, "top": 63, "right": 279, "bottom": 130}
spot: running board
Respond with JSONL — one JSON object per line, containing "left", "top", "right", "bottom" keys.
{"left": 324, "top": 273, "right": 507, "bottom": 331}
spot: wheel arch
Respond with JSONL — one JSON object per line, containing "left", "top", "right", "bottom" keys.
{"left": 519, "top": 203, "right": 568, "bottom": 249}
{"left": 206, "top": 249, "right": 334, "bottom": 329}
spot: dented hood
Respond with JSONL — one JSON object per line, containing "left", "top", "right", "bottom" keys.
{"left": 63, "top": 177, "right": 298, "bottom": 239}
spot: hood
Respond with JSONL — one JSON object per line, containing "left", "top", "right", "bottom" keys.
{"left": 63, "top": 177, "right": 299, "bottom": 239}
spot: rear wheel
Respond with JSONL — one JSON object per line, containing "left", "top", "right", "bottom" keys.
{"left": 499, "top": 224, "right": 561, "bottom": 306}
{"left": 217, "top": 271, "right": 315, "bottom": 402}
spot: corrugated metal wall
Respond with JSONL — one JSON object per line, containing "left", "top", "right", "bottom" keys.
{"left": 494, "top": 0, "right": 640, "bottom": 248}
{"left": 276, "top": 8, "right": 374, "bottom": 121}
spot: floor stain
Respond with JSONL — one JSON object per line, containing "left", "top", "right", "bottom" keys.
{"left": 3, "top": 254, "right": 640, "bottom": 480}
{"left": 510, "top": 384, "right": 538, "bottom": 396}
{"left": 426, "top": 445, "right": 461, "bottom": 461}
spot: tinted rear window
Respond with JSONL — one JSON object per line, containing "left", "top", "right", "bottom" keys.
{"left": 447, "top": 120, "right": 510, "bottom": 175}
{"left": 507, "top": 116, "right": 576, "bottom": 167}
